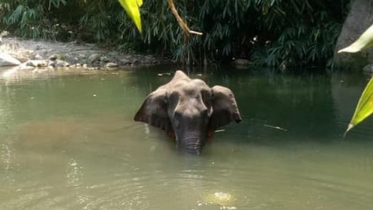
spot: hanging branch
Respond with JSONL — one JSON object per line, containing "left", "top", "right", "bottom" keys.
{"left": 167, "top": 0, "right": 202, "bottom": 36}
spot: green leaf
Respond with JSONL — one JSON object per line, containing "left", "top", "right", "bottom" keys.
{"left": 345, "top": 76, "right": 373, "bottom": 136}
{"left": 118, "top": 0, "right": 143, "bottom": 32}
{"left": 338, "top": 24, "right": 373, "bottom": 53}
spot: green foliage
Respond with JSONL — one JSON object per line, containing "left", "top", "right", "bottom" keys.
{"left": 262, "top": 22, "right": 341, "bottom": 67}
{"left": 0, "top": 0, "right": 349, "bottom": 67}
{"left": 0, "top": 0, "right": 71, "bottom": 39}
{"left": 129, "top": 0, "right": 347, "bottom": 66}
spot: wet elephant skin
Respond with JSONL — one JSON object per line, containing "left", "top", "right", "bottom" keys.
{"left": 134, "top": 70, "right": 241, "bottom": 154}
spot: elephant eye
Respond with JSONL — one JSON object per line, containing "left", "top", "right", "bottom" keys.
{"left": 201, "top": 108, "right": 209, "bottom": 116}
{"left": 200, "top": 92, "right": 211, "bottom": 107}
{"left": 174, "top": 111, "right": 182, "bottom": 119}
{"left": 169, "top": 91, "right": 180, "bottom": 102}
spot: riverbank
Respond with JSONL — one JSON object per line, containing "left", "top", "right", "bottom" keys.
{"left": 0, "top": 37, "right": 164, "bottom": 70}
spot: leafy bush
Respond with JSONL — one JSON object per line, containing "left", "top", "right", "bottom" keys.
{"left": 1, "top": 0, "right": 73, "bottom": 39}
{"left": 0, "top": 0, "right": 349, "bottom": 68}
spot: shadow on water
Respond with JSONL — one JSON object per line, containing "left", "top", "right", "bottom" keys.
{"left": 0, "top": 65, "right": 373, "bottom": 210}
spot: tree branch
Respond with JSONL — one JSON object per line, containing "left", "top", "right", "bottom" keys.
{"left": 168, "top": 0, "right": 202, "bottom": 36}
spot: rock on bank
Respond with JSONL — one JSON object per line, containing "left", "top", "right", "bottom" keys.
{"left": 334, "top": 0, "right": 373, "bottom": 70}
{"left": 0, "top": 37, "right": 162, "bottom": 70}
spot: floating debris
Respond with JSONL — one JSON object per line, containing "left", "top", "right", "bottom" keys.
{"left": 157, "top": 72, "right": 172, "bottom": 77}
{"left": 263, "top": 124, "right": 287, "bottom": 131}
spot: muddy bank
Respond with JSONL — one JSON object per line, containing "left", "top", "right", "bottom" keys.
{"left": 0, "top": 37, "right": 164, "bottom": 70}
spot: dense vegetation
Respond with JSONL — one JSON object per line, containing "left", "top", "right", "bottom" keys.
{"left": 0, "top": 0, "right": 349, "bottom": 67}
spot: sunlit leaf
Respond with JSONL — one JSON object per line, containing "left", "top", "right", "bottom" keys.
{"left": 338, "top": 24, "right": 373, "bottom": 53}
{"left": 345, "top": 76, "right": 373, "bottom": 136}
{"left": 118, "top": 0, "right": 143, "bottom": 32}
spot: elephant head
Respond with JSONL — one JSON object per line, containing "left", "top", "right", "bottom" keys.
{"left": 134, "top": 70, "right": 241, "bottom": 154}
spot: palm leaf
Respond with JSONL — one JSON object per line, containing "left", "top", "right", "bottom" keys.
{"left": 338, "top": 24, "right": 373, "bottom": 53}
{"left": 345, "top": 76, "right": 373, "bottom": 136}
{"left": 118, "top": 0, "right": 143, "bottom": 32}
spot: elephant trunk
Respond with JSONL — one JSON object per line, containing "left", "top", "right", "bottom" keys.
{"left": 178, "top": 137, "right": 205, "bottom": 155}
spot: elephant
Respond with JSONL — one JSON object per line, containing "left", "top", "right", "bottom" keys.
{"left": 134, "top": 70, "right": 241, "bottom": 154}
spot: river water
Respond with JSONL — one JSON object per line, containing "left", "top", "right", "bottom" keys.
{"left": 0, "top": 66, "right": 372, "bottom": 210}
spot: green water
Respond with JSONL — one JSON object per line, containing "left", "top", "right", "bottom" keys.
{"left": 0, "top": 66, "right": 373, "bottom": 210}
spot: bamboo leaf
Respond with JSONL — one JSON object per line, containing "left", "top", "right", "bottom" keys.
{"left": 345, "top": 76, "right": 373, "bottom": 136}
{"left": 338, "top": 24, "right": 373, "bottom": 53}
{"left": 118, "top": 0, "right": 143, "bottom": 32}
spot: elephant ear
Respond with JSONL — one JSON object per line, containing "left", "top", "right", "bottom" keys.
{"left": 134, "top": 88, "right": 172, "bottom": 131}
{"left": 209, "top": 85, "right": 242, "bottom": 131}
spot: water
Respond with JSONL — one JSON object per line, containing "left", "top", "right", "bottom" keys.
{"left": 0, "top": 66, "right": 373, "bottom": 210}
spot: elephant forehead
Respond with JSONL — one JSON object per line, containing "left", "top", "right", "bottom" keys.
{"left": 172, "top": 79, "right": 209, "bottom": 96}
{"left": 176, "top": 98, "right": 208, "bottom": 115}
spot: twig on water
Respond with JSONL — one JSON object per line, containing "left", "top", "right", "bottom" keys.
{"left": 264, "top": 124, "right": 288, "bottom": 132}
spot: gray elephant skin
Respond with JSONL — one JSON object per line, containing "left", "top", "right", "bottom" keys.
{"left": 134, "top": 70, "right": 242, "bottom": 154}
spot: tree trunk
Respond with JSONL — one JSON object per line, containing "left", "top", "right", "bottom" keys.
{"left": 334, "top": 0, "right": 373, "bottom": 70}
